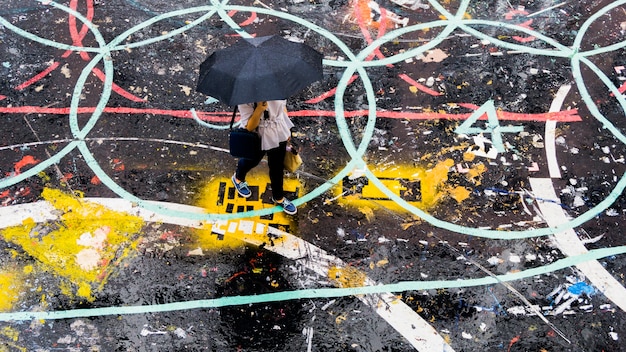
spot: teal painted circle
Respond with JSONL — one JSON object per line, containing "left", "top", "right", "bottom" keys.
{"left": 2, "top": 0, "right": 626, "bottom": 235}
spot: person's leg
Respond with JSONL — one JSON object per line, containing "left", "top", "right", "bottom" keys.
{"left": 266, "top": 141, "right": 287, "bottom": 200}
{"left": 232, "top": 154, "right": 263, "bottom": 198}
{"left": 235, "top": 155, "right": 262, "bottom": 182}
{"left": 266, "top": 141, "right": 296, "bottom": 215}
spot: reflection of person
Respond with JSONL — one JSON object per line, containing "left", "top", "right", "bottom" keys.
{"left": 231, "top": 100, "right": 297, "bottom": 215}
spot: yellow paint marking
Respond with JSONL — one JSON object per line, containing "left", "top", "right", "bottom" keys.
{"left": 358, "top": 206, "right": 375, "bottom": 222}
{"left": 463, "top": 152, "right": 476, "bottom": 162}
{"left": 0, "top": 271, "right": 21, "bottom": 312}
{"left": 328, "top": 266, "right": 367, "bottom": 288}
{"left": 448, "top": 186, "right": 472, "bottom": 203}
{"left": 336, "top": 159, "right": 485, "bottom": 212}
{"left": 193, "top": 173, "right": 301, "bottom": 250}
{"left": 1, "top": 188, "right": 144, "bottom": 301}
{"left": 0, "top": 326, "right": 18, "bottom": 342}
{"left": 0, "top": 326, "right": 26, "bottom": 352}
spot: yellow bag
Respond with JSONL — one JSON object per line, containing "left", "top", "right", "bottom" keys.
{"left": 284, "top": 146, "right": 302, "bottom": 173}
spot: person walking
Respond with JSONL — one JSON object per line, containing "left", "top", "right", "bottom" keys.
{"left": 231, "top": 100, "right": 297, "bottom": 215}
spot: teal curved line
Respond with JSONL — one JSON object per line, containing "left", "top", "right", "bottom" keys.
{"left": 211, "top": 3, "right": 378, "bottom": 184}
{"left": 576, "top": 0, "right": 626, "bottom": 58}
{"left": 455, "top": 20, "right": 571, "bottom": 55}
{"left": 360, "top": 21, "right": 457, "bottom": 66}
{"left": 68, "top": 53, "right": 113, "bottom": 139}
{"left": 38, "top": 1, "right": 267, "bottom": 220}
{"left": 46, "top": 4, "right": 113, "bottom": 142}
{"left": 209, "top": 0, "right": 252, "bottom": 39}
{"left": 350, "top": 0, "right": 626, "bottom": 239}
{"left": 0, "top": 1, "right": 109, "bottom": 188}
{"left": 47, "top": 1, "right": 285, "bottom": 221}
{"left": 573, "top": 0, "right": 626, "bottom": 55}
{"left": 332, "top": 62, "right": 373, "bottom": 159}
{"left": 0, "top": 15, "right": 100, "bottom": 54}
{"left": 190, "top": 108, "right": 233, "bottom": 130}
{"left": 210, "top": 3, "right": 360, "bottom": 63}
{"left": 68, "top": 2, "right": 371, "bottom": 220}
{"left": 3, "top": 1, "right": 625, "bottom": 232}
{"left": 0, "top": 0, "right": 624, "bottom": 327}
{"left": 360, "top": 19, "right": 572, "bottom": 68}
{"left": 107, "top": 8, "right": 219, "bottom": 51}
{"left": 364, "top": 35, "right": 626, "bottom": 241}
{"left": 581, "top": 39, "right": 626, "bottom": 58}
{"left": 28, "top": 0, "right": 368, "bottom": 221}
{"left": 0, "top": 142, "right": 79, "bottom": 188}
{"left": 0, "top": 246, "right": 622, "bottom": 322}
{"left": 356, "top": 1, "right": 626, "bottom": 239}
{"left": 574, "top": 57, "right": 626, "bottom": 143}
{"left": 0, "top": 0, "right": 109, "bottom": 188}
{"left": 365, "top": 166, "right": 626, "bottom": 239}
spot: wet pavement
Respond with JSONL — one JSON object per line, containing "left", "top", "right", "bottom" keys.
{"left": 1, "top": 0, "right": 626, "bottom": 351}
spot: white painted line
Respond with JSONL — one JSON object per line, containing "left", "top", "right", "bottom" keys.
{"left": 545, "top": 84, "right": 571, "bottom": 179}
{"left": 221, "top": 220, "right": 454, "bottom": 351}
{"left": 0, "top": 202, "right": 57, "bottom": 227}
{"left": 529, "top": 178, "right": 626, "bottom": 312}
{"left": 0, "top": 199, "right": 454, "bottom": 352}
{"left": 544, "top": 120, "right": 560, "bottom": 178}
{"left": 89, "top": 198, "right": 209, "bottom": 228}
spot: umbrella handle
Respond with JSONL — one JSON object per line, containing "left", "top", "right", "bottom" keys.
{"left": 229, "top": 106, "right": 239, "bottom": 130}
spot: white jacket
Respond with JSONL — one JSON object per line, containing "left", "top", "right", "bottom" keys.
{"left": 238, "top": 100, "right": 294, "bottom": 151}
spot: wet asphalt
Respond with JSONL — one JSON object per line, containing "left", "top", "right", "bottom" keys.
{"left": 1, "top": 0, "right": 626, "bottom": 351}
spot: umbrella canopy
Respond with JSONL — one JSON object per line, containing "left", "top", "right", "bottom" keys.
{"left": 196, "top": 35, "right": 324, "bottom": 106}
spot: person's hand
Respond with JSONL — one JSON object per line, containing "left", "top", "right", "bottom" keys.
{"left": 257, "top": 101, "right": 268, "bottom": 110}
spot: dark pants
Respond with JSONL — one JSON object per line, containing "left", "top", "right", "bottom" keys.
{"left": 235, "top": 141, "right": 287, "bottom": 200}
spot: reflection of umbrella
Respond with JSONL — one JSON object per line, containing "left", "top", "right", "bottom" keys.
{"left": 196, "top": 35, "right": 323, "bottom": 106}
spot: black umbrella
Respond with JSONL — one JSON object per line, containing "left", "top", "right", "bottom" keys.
{"left": 196, "top": 35, "right": 323, "bottom": 106}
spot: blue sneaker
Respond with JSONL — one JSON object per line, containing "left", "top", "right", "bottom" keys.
{"left": 272, "top": 197, "right": 297, "bottom": 215}
{"left": 231, "top": 174, "right": 251, "bottom": 198}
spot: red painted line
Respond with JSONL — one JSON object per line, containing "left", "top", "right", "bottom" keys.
{"left": 240, "top": 12, "right": 257, "bottom": 26}
{"left": 91, "top": 68, "right": 145, "bottom": 102}
{"left": 456, "top": 103, "right": 481, "bottom": 110}
{"left": 0, "top": 96, "right": 5, "bottom": 101}
{"left": 14, "top": 0, "right": 143, "bottom": 103}
{"left": 512, "top": 20, "right": 536, "bottom": 43}
{"left": 504, "top": 9, "right": 528, "bottom": 20}
{"left": 0, "top": 106, "right": 233, "bottom": 122}
{"left": 376, "top": 8, "right": 394, "bottom": 68}
{"left": 15, "top": 62, "right": 61, "bottom": 91}
{"left": 289, "top": 108, "right": 582, "bottom": 122}
{"left": 307, "top": 1, "right": 396, "bottom": 104}
{"left": 455, "top": 103, "right": 581, "bottom": 121}
{"left": 513, "top": 35, "right": 536, "bottom": 43}
{"left": 68, "top": 0, "right": 95, "bottom": 61}
{"left": 0, "top": 106, "right": 582, "bottom": 123}
{"left": 503, "top": 11, "right": 536, "bottom": 43}
{"left": 16, "top": 64, "right": 144, "bottom": 102}
{"left": 305, "top": 75, "right": 359, "bottom": 104}
{"left": 227, "top": 10, "right": 257, "bottom": 27}
{"left": 398, "top": 73, "right": 443, "bottom": 96}
{"left": 90, "top": 175, "right": 101, "bottom": 185}
{"left": 354, "top": 0, "right": 392, "bottom": 67}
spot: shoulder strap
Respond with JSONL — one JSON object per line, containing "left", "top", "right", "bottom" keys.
{"left": 229, "top": 105, "right": 238, "bottom": 130}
